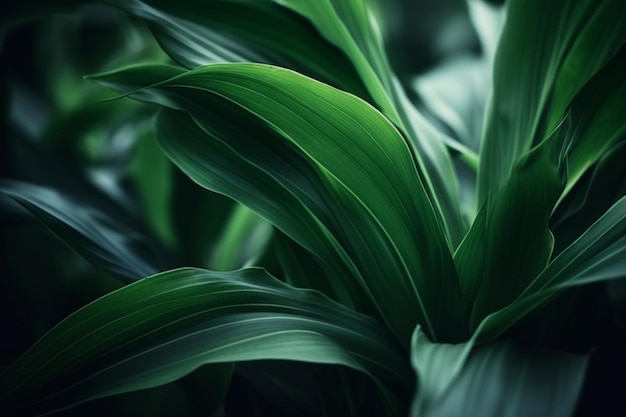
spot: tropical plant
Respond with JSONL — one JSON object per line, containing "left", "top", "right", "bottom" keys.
{"left": 1, "top": 0, "right": 625, "bottom": 416}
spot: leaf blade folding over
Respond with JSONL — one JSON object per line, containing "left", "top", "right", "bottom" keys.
{"left": 93, "top": 62, "right": 468, "bottom": 344}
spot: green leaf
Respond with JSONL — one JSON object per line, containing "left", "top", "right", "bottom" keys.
{"left": 108, "top": 0, "right": 371, "bottom": 100}
{"left": 411, "top": 328, "right": 588, "bottom": 417}
{"left": 276, "top": 0, "right": 466, "bottom": 246}
{"left": 475, "top": 195, "right": 626, "bottom": 342}
{"left": 551, "top": 140, "right": 626, "bottom": 254}
{"left": 0, "top": 267, "right": 411, "bottom": 415}
{"left": 559, "top": 43, "right": 626, "bottom": 196}
{"left": 107, "top": 0, "right": 465, "bottom": 246}
{"left": 93, "top": 62, "right": 468, "bottom": 343}
{"left": 413, "top": 56, "right": 487, "bottom": 156}
{"left": 455, "top": 134, "right": 564, "bottom": 330}
{"left": 273, "top": 230, "right": 340, "bottom": 300}
{"left": 456, "top": 42, "right": 626, "bottom": 330}
{"left": 208, "top": 203, "right": 273, "bottom": 271}
{"left": 0, "top": 181, "right": 171, "bottom": 282}
{"left": 129, "top": 124, "right": 176, "bottom": 248}
{"left": 170, "top": 169, "right": 235, "bottom": 268}
{"left": 478, "top": 0, "right": 626, "bottom": 201}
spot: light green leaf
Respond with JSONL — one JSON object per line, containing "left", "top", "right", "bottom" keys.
{"left": 208, "top": 203, "right": 273, "bottom": 271}
{"left": 478, "top": 0, "right": 626, "bottom": 201}
{"left": 467, "top": 0, "right": 505, "bottom": 63}
{"left": 276, "top": 0, "right": 466, "bottom": 246}
{"left": 411, "top": 327, "right": 588, "bottom": 417}
{"left": 0, "top": 268, "right": 411, "bottom": 415}
{"left": 93, "top": 62, "right": 468, "bottom": 344}
{"left": 413, "top": 56, "right": 487, "bottom": 156}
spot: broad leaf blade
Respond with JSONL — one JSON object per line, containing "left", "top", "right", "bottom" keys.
{"left": 411, "top": 327, "right": 588, "bottom": 417}
{"left": 276, "top": 0, "right": 466, "bottom": 246}
{"left": 478, "top": 0, "right": 626, "bottom": 201}
{"left": 476, "top": 196, "right": 626, "bottom": 343}
{"left": 0, "top": 268, "right": 411, "bottom": 415}
{"left": 94, "top": 62, "right": 467, "bottom": 343}
{"left": 455, "top": 135, "right": 564, "bottom": 329}
{"left": 456, "top": 42, "right": 626, "bottom": 330}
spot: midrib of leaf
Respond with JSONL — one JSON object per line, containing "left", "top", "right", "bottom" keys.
{"left": 166, "top": 72, "right": 460, "bottom": 342}
{"left": 275, "top": 0, "right": 466, "bottom": 247}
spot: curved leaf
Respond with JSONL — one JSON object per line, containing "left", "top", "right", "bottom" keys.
{"left": 478, "top": 0, "right": 626, "bottom": 201}
{"left": 0, "top": 268, "right": 411, "bottom": 415}
{"left": 476, "top": 196, "right": 626, "bottom": 342}
{"left": 455, "top": 42, "right": 626, "bottom": 330}
{"left": 108, "top": 0, "right": 371, "bottom": 101}
{"left": 0, "top": 181, "right": 171, "bottom": 282}
{"left": 411, "top": 328, "right": 588, "bottom": 417}
{"left": 93, "top": 63, "right": 468, "bottom": 343}
{"left": 274, "top": 0, "right": 466, "bottom": 245}
{"left": 208, "top": 204, "right": 273, "bottom": 271}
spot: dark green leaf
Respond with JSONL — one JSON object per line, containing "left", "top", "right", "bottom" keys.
{"left": 0, "top": 267, "right": 411, "bottom": 415}
{"left": 108, "top": 0, "right": 371, "bottom": 100}
{"left": 476, "top": 196, "right": 626, "bottom": 342}
{"left": 478, "top": 0, "right": 626, "bottom": 201}
{"left": 0, "top": 181, "right": 172, "bottom": 282}
{"left": 456, "top": 42, "right": 626, "bottom": 330}
{"left": 93, "top": 62, "right": 468, "bottom": 343}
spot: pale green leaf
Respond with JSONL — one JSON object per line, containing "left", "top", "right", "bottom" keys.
{"left": 411, "top": 327, "right": 588, "bottom": 417}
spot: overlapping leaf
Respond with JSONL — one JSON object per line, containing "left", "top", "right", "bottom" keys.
{"left": 455, "top": 42, "right": 626, "bottom": 330}
{"left": 92, "top": 62, "right": 468, "bottom": 343}
{"left": 0, "top": 268, "right": 411, "bottom": 415}
{"left": 475, "top": 195, "right": 626, "bottom": 342}
{"left": 478, "top": 0, "right": 626, "bottom": 201}
{"left": 107, "top": 0, "right": 371, "bottom": 102}
{"left": 208, "top": 204, "right": 273, "bottom": 271}
{"left": 107, "top": 0, "right": 465, "bottom": 247}
{"left": 277, "top": 0, "right": 466, "bottom": 245}
{"left": 411, "top": 328, "right": 588, "bottom": 417}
